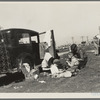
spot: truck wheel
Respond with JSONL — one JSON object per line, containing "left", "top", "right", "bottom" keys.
{"left": 20, "top": 58, "right": 33, "bottom": 79}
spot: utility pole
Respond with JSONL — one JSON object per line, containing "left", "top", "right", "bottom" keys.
{"left": 71, "top": 37, "right": 74, "bottom": 44}
{"left": 81, "top": 36, "right": 84, "bottom": 42}
{"left": 99, "top": 26, "right": 100, "bottom": 34}
{"left": 87, "top": 36, "right": 88, "bottom": 42}
{"left": 86, "top": 36, "right": 89, "bottom": 45}
{"left": 66, "top": 41, "right": 68, "bottom": 45}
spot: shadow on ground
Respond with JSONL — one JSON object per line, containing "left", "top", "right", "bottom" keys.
{"left": 0, "top": 72, "right": 25, "bottom": 87}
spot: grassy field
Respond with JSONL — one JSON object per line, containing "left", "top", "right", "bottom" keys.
{"left": 0, "top": 45, "right": 100, "bottom": 93}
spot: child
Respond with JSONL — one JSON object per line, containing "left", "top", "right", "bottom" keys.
{"left": 66, "top": 52, "right": 79, "bottom": 73}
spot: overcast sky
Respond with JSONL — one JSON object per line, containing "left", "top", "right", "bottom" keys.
{"left": 0, "top": 2, "right": 100, "bottom": 46}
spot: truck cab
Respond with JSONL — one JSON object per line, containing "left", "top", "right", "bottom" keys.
{"left": 0, "top": 28, "right": 57, "bottom": 79}
{"left": 0, "top": 28, "right": 41, "bottom": 75}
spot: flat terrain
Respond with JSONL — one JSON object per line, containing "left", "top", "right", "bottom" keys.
{"left": 0, "top": 49, "right": 100, "bottom": 93}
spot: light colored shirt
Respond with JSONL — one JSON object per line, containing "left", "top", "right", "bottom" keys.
{"left": 41, "top": 52, "right": 52, "bottom": 68}
{"left": 66, "top": 56, "right": 79, "bottom": 67}
{"left": 44, "top": 52, "right": 52, "bottom": 62}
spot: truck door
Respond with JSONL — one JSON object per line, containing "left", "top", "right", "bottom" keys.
{"left": 31, "top": 35, "right": 40, "bottom": 65}
{"left": 39, "top": 30, "right": 56, "bottom": 59}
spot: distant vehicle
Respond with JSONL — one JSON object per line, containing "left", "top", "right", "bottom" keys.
{"left": 0, "top": 28, "right": 56, "bottom": 77}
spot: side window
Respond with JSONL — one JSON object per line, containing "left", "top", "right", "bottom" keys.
{"left": 18, "top": 33, "right": 30, "bottom": 44}
{"left": 31, "top": 36, "right": 38, "bottom": 43}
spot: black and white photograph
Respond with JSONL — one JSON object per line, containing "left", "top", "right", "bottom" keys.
{"left": 0, "top": 1, "right": 100, "bottom": 98}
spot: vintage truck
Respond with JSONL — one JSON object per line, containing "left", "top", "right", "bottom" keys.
{"left": 0, "top": 28, "right": 57, "bottom": 77}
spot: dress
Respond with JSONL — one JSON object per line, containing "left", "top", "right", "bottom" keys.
{"left": 67, "top": 56, "right": 79, "bottom": 72}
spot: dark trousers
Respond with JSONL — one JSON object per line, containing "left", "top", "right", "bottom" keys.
{"left": 78, "top": 57, "right": 88, "bottom": 69}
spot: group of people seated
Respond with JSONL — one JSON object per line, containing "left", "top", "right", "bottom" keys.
{"left": 41, "top": 43, "right": 88, "bottom": 77}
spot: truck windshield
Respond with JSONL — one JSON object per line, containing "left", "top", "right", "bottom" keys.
{"left": 0, "top": 31, "right": 6, "bottom": 44}
{"left": 31, "top": 36, "right": 38, "bottom": 43}
{"left": 0, "top": 30, "right": 12, "bottom": 45}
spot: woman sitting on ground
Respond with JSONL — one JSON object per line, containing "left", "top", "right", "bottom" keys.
{"left": 70, "top": 44, "right": 88, "bottom": 69}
